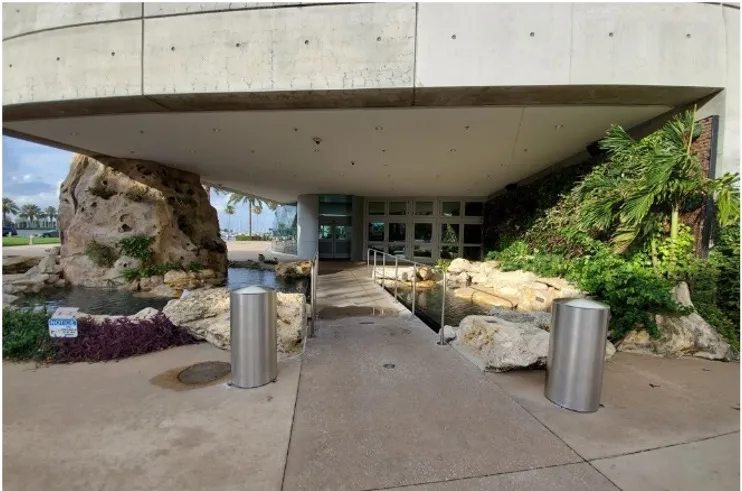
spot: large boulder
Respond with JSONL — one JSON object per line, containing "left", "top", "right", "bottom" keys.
{"left": 58, "top": 154, "right": 227, "bottom": 288}
{"left": 2, "top": 256, "right": 42, "bottom": 274}
{"left": 452, "top": 315, "right": 551, "bottom": 372}
{"left": 618, "top": 282, "right": 734, "bottom": 361}
{"left": 161, "top": 288, "right": 306, "bottom": 356}
{"left": 274, "top": 261, "right": 311, "bottom": 280}
{"left": 3, "top": 248, "right": 64, "bottom": 294}
{"left": 452, "top": 313, "right": 615, "bottom": 372}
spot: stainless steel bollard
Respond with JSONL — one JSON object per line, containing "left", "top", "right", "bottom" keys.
{"left": 230, "top": 285, "right": 277, "bottom": 389}
{"left": 545, "top": 298, "right": 610, "bottom": 412}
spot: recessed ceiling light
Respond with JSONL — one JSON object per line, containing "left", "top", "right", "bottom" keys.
{"left": 554, "top": 124, "right": 564, "bottom": 129}
{"left": 375, "top": 126, "right": 383, "bottom": 131}
{"left": 70, "top": 132, "right": 78, "bottom": 136}
{"left": 129, "top": 150, "right": 135, "bottom": 154}
{"left": 314, "top": 149, "right": 320, "bottom": 153}
{"left": 465, "top": 125, "right": 470, "bottom": 130}
{"left": 450, "top": 148, "right": 457, "bottom": 152}
{"left": 212, "top": 128, "right": 220, "bottom": 132}
{"left": 190, "top": 150, "right": 196, "bottom": 154}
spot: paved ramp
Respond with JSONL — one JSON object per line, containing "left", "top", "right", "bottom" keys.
{"left": 282, "top": 265, "right": 615, "bottom": 490}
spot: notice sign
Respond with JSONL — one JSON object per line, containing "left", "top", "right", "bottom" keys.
{"left": 48, "top": 307, "right": 79, "bottom": 338}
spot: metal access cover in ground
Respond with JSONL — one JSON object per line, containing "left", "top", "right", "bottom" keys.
{"left": 178, "top": 361, "right": 231, "bottom": 385}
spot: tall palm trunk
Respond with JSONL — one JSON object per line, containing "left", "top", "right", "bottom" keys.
{"left": 248, "top": 204, "right": 253, "bottom": 236}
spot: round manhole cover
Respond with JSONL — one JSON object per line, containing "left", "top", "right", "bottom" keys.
{"left": 177, "top": 361, "right": 231, "bottom": 385}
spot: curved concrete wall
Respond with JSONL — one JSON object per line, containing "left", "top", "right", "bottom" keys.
{"left": 3, "top": 2, "right": 737, "bottom": 110}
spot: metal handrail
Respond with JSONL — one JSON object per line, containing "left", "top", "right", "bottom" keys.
{"left": 308, "top": 249, "right": 319, "bottom": 338}
{"left": 367, "top": 249, "right": 447, "bottom": 346}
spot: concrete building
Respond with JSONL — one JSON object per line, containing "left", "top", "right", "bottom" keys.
{"left": 3, "top": 2, "right": 739, "bottom": 261}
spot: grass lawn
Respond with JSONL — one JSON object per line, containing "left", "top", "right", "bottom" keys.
{"left": 2, "top": 236, "right": 60, "bottom": 247}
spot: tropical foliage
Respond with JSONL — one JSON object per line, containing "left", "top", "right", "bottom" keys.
{"left": 485, "top": 110, "right": 740, "bottom": 347}
{"left": 2, "top": 198, "right": 58, "bottom": 229}
{"left": 226, "top": 192, "right": 278, "bottom": 236}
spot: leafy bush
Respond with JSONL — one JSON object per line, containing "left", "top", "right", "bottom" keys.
{"left": 85, "top": 240, "right": 119, "bottom": 267}
{"left": 124, "top": 186, "right": 147, "bottom": 202}
{"left": 187, "top": 261, "right": 202, "bottom": 273}
{"left": 117, "top": 235, "right": 154, "bottom": 262}
{"left": 2, "top": 308, "right": 54, "bottom": 361}
{"left": 489, "top": 241, "right": 684, "bottom": 339}
{"left": 2, "top": 308, "right": 197, "bottom": 363}
{"left": 235, "top": 234, "right": 269, "bottom": 241}
{"left": 53, "top": 314, "right": 197, "bottom": 363}
{"left": 436, "top": 258, "right": 451, "bottom": 272}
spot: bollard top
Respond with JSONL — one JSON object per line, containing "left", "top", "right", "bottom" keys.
{"left": 554, "top": 297, "right": 610, "bottom": 310}
{"left": 232, "top": 285, "right": 276, "bottom": 295}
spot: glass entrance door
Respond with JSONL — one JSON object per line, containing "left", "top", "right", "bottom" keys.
{"left": 318, "top": 224, "right": 352, "bottom": 259}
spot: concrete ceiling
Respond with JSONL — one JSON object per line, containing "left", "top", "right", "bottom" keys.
{"left": 5, "top": 105, "right": 670, "bottom": 203}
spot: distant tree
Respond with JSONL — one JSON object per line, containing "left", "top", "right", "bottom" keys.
{"left": 19, "top": 204, "right": 43, "bottom": 228}
{"left": 224, "top": 204, "right": 236, "bottom": 236}
{"left": 3, "top": 198, "right": 19, "bottom": 225}
{"left": 45, "top": 206, "right": 58, "bottom": 229}
{"left": 227, "top": 193, "right": 278, "bottom": 236}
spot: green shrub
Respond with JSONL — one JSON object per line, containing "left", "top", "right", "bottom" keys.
{"left": 124, "top": 186, "right": 147, "bottom": 202}
{"left": 85, "top": 240, "right": 119, "bottom": 267}
{"left": 435, "top": 258, "right": 451, "bottom": 272}
{"left": 187, "top": 261, "right": 202, "bottom": 273}
{"left": 489, "top": 240, "right": 684, "bottom": 340}
{"left": 117, "top": 235, "right": 154, "bottom": 262}
{"left": 2, "top": 307, "right": 54, "bottom": 362}
{"left": 235, "top": 234, "right": 268, "bottom": 241}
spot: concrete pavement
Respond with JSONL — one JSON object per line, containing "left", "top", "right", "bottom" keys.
{"left": 2, "top": 262, "right": 739, "bottom": 490}
{"left": 3, "top": 344, "right": 300, "bottom": 491}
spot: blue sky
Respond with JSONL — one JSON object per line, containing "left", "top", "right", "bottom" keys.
{"left": 2, "top": 136, "right": 275, "bottom": 233}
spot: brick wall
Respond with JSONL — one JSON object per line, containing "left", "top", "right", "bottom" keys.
{"left": 684, "top": 116, "right": 716, "bottom": 255}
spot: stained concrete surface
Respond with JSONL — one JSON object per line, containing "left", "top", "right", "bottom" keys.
{"left": 593, "top": 432, "right": 740, "bottom": 491}
{"left": 490, "top": 353, "right": 740, "bottom": 460}
{"left": 384, "top": 463, "right": 619, "bottom": 491}
{"left": 3, "top": 343, "right": 300, "bottom": 491}
{"left": 283, "top": 266, "right": 581, "bottom": 490}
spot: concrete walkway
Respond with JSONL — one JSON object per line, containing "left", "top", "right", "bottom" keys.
{"left": 3, "top": 344, "right": 301, "bottom": 491}
{"left": 2, "top": 262, "right": 739, "bottom": 490}
{"left": 282, "top": 263, "right": 740, "bottom": 491}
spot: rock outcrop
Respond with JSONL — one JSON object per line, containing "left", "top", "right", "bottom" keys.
{"left": 274, "top": 261, "right": 311, "bottom": 279}
{"left": 3, "top": 247, "right": 66, "bottom": 299}
{"left": 445, "top": 259, "right": 582, "bottom": 312}
{"left": 58, "top": 154, "right": 227, "bottom": 288}
{"left": 618, "top": 282, "right": 735, "bottom": 361}
{"left": 451, "top": 313, "right": 615, "bottom": 372}
{"left": 161, "top": 288, "right": 306, "bottom": 356}
{"left": 3, "top": 256, "right": 42, "bottom": 274}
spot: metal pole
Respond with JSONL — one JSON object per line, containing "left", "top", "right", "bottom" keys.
{"left": 412, "top": 263, "right": 416, "bottom": 315}
{"left": 440, "top": 269, "right": 447, "bottom": 345}
{"left": 394, "top": 256, "right": 399, "bottom": 301}
{"left": 382, "top": 253, "right": 386, "bottom": 290}
{"left": 366, "top": 248, "right": 370, "bottom": 272}
{"left": 373, "top": 250, "right": 377, "bottom": 282}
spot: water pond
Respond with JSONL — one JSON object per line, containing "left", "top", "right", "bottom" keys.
{"left": 16, "top": 268, "right": 308, "bottom": 316}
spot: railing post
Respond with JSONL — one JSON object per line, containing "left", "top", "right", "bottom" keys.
{"left": 382, "top": 253, "right": 386, "bottom": 290}
{"left": 439, "top": 269, "right": 447, "bottom": 345}
{"left": 394, "top": 256, "right": 399, "bottom": 301}
{"left": 366, "top": 248, "right": 370, "bottom": 272}
{"left": 412, "top": 263, "right": 416, "bottom": 315}
{"left": 373, "top": 250, "right": 377, "bottom": 282}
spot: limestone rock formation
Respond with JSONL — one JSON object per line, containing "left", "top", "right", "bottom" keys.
{"left": 444, "top": 259, "right": 582, "bottom": 312}
{"left": 3, "top": 256, "right": 42, "bottom": 274}
{"left": 274, "top": 261, "right": 312, "bottom": 279}
{"left": 58, "top": 154, "right": 227, "bottom": 288}
{"left": 3, "top": 248, "right": 66, "bottom": 297}
{"left": 451, "top": 313, "right": 615, "bottom": 372}
{"left": 161, "top": 287, "right": 306, "bottom": 356}
{"left": 618, "top": 282, "right": 734, "bottom": 361}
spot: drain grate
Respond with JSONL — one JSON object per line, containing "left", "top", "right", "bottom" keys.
{"left": 177, "top": 361, "right": 231, "bottom": 385}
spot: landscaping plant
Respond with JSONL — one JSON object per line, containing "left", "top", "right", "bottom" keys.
{"left": 2, "top": 308, "right": 197, "bottom": 363}
{"left": 485, "top": 110, "right": 740, "bottom": 347}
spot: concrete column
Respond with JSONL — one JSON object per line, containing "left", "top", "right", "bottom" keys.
{"left": 297, "top": 194, "right": 319, "bottom": 259}
{"left": 351, "top": 196, "right": 364, "bottom": 261}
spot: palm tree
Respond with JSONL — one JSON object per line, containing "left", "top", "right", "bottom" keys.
{"left": 203, "top": 184, "right": 226, "bottom": 203}
{"left": 227, "top": 193, "right": 278, "bottom": 236}
{"left": 19, "top": 204, "right": 43, "bottom": 229}
{"left": 45, "top": 206, "right": 58, "bottom": 229}
{"left": 3, "top": 197, "right": 19, "bottom": 225}
{"left": 224, "top": 204, "right": 235, "bottom": 237}
{"left": 579, "top": 109, "right": 739, "bottom": 252}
